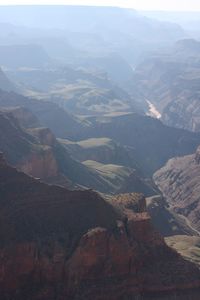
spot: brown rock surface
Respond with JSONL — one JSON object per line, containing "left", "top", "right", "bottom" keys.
{"left": 17, "top": 147, "right": 59, "bottom": 179}
{"left": 0, "top": 164, "right": 200, "bottom": 300}
{"left": 154, "top": 146, "right": 200, "bottom": 232}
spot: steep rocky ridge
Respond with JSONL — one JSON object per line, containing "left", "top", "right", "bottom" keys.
{"left": 72, "top": 113, "right": 200, "bottom": 175}
{"left": 118, "top": 172, "right": 157, "bottom": 197}
{"left": 60, "top": 137, "right": 137, "bottom": 168}
{"left": 59, "top": 138, "right": 157, "bottom": 196}
{"left": 0, "top": 159, "right": 200, "bottom": 299}
{"left": 0, "top": 109, "right": 118, "bottom": 191}
{"left": 146, "top": 195, "right": 198, "bottom": 237}
{"left": 2, "top": 88, "right": 198, "bottom": 192}
{"left": 153, "top": 146, "right": 200, "bottom": 232}
{"left": 0, "top": 108, "right": 155, "bottom": 194}
{"left": 2, "top": 86, "right": 200, "bottom": 179}
{"left": 0, "top": 88, "right": 84, "bottom": 138}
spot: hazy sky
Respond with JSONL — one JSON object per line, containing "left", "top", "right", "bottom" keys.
{"left": 0, "top": 0, "right": 199, "bottom": 11}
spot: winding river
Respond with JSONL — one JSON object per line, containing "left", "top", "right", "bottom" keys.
{"left": 146, "top": 100, "right": 161, "bottom": 119}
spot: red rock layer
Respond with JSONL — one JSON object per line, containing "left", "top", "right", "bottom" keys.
{"left": 0, "top": 158, "right": 200, "bottom": 299}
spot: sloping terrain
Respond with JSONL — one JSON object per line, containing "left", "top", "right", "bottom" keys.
{"left": 0, "top": 158, "right": 200, "bottom": 299}
{"left": 83, "top": 160, "right": 134, "bottom": 193}
{"left": 166, "top": 235, "right": 200, "bottom": 266}
{"left": 2, "top": 87, "right": 200, "bottom": 192}
{"left": 0, "top": 88, "right": 85, "bottom": 138}
{"left": 7, "top": 66, "right": 142, "bottom": 116}
{"left": 60, "top": 137, "right": 136, "bottom": 167}
{"left": 132, "top": 39, "right": 200, "bottom": 132}
{"left": 1, "top": 6, "right": 200, "bottom": 300}
{"left": 60, "top": 138, "right": 156, "bottom": 195}
{"left": 0, "top": 108, "right": 155, "bottom": 194}
{"left": 146, "top": 195, "right": 198, "bottom": 237}
{"left": 0, "top": 109, "right": 123, "bottom": 192}
{"left": 153, "top": 146, "right": 200, "bottom": 232}
{"left": 71, "top": 113, "right": 200, "bottom": 175}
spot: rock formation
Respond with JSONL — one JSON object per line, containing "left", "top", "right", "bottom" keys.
{"left": 132, "top": 39, "right": 200, "bottom": 132}
{"left": 154, "top": 146, "right": 200, "bottom": 232}
{"left": 0, "top": 159, "right": 200, "bottom": 299}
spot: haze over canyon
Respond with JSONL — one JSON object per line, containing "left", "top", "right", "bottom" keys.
{"left": 1, "top": 4, "right": 200, "bottom": 300}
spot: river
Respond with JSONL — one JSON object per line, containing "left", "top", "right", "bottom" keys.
{"left": 146, "top": 100, "right": 161, "bottom": 119}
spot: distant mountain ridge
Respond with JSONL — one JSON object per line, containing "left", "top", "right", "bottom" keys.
{"left": 0, "top": 6, "right": 187, "bottom": 67}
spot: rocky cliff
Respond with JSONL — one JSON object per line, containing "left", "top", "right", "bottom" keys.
{"left": 0, "top": 159, "right": 200, "bottom": 299}
{"left": 0, "top": 88, "right": 83, "bottom": 138}
{"left": 72, "top": 113, "right": 200, "bottom": 175}
{"left": 154, "top": 146, "right": 200, "bottom": 232}
{"left": 1, "top": 88, "right": 200, "bottom": 178}
{"left": 1, "top": 108, "right": 140, "bottom": 192}
{"left": 132, "top": 39, "right": 200, "bottom": 132}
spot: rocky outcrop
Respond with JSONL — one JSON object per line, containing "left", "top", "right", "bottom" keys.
{"left": 17, "top": 147, "right": 59, "bottom": 179}
{"left": 0, "top": 160, "right": 200, "bottom": 299}
{"left": 0, "top": 110, "right": 72, "bottom": 187}
{"left": 153, "top": 146, "right": 200, "bottom": 232}
{"left": 29, "top": 127, "right": 57, "bottom": 146}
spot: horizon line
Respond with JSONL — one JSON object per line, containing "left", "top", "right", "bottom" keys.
{"left": 0, "top": 3, "right": 199, "bottom": 12}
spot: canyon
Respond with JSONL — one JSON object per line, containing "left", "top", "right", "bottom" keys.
{"left": 0, "top": 155, "right": 200, "bottom": 299}
{"left": 0, "top": 5, "right": 200, "bottom": 300}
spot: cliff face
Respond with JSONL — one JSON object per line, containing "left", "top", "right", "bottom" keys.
{"left": 132, "top": 39, "right": 200, "bottom": 132}
{"left": 0, "top": 110, "right": 72, "bottom": 187}
{"left": 1, "top": 88, "right": 200, "bottom": 179}
{"left": 1, "top": 108, "right": 138, "bottom": 192}
{"left": 72, "top": 113, "right": 200, "bottom": 175}
{"left": 17, "top": 147, "right": 59, "bottom": 179}
{"left": 0, "top": 160, "right": 200, "bottom": 300}
{"left": 17, "top": 126, "right": 60, "bottom": 180}
{"left": 153, "top": 146, "right": 200, "bottom": 232}
{"left": 4, "top": 106, "right": 40, "bottom": 129}
{"left": 0, "top": 88, "right": 83, "bottom": 138}
{"left": 146, "top": 195, "right": 198, "bottom": 237}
